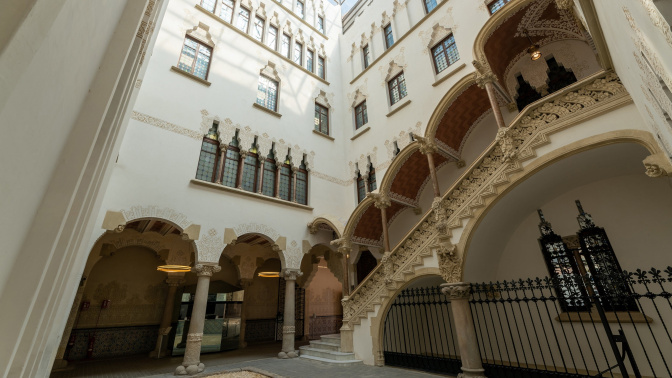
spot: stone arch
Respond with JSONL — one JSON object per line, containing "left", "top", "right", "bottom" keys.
{"left": 307, "top": 216, "right": 344, "bottom": 237}
{"left": 378, "top": 141, "right": 420, "bottom": 195}
{"left": 456, "top": 130, "right": 663, "bottom": 280}
{"left": 423, "top": 72, "right": 478, "bottom": 140}
{"left": 368, "top": 268, "right": 443, "bottom": 366}
{"left": 224, "top": 224, "right": 296, "bottom": 270}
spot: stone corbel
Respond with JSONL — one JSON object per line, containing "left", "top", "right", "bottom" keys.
{"left": 434, "top": 236, "right": 462, "bottom": 283}
{"left": 643, "top": 153, "right": 672, "bottom": 177}
{"left": 368, "top": 192, "right": 391, "bottom": 209}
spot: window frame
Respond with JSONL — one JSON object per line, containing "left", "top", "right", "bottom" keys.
{"left": 384, "top": 24, "right": 394, "bottom": 49}
{"left": 195, "top": 135, "right": 220, "bottom": 182}
{"left": 318, "top": 16, "right": 325, "bottom": 34}
{"left": 220, "top": 0, "right": 235, "bottom": 22}
{"left": 423, "top": 0, "right": 438, "bottom": 13}
{"left": 253, "top": 16, "right": 265, "bottom": 42}
{"left": 281, "top": 33, "right": 291, "bottom": 59}
{"left": 296, "top": 0, "right": 305, "bottom": 19}
{"left": 278, "top": 164, "right": 293, "bottom": 201}
{"left": 431, "top": 34, "right": 460, "bottom": 74}
{"left": 314, "top": 102, "right": 329, "bottom": 135}
{"left": 294, "top": 42, "right": 303, "bottom": 66}
{"left": 267, "top": 24, "right": 279, "bottom": 50}
{"left": 201, "top": 0, "right": 216, "bottom": 12}
{"left": 362, "top": 44, "right": 371, "bottom": 69}
{"left": 388, "top": 71, "right": 408, "bottom": 106}
{"left": 487, "top": 0, "right": 511, "bottom": 15}
{"left": 295, "top": 167, "right": 308, "bottom": 205}
{"left": 367, "top": 167, "right": 377, "bottom": 192}
{"left": 306, "top": 49, "right": 314, "bottom": 72}
{"left": 222, "top": 144, "right": 241, "bottom": 188}
{"left": 356, "top": 173, "right": 366, "bottom": 203}
{"left": 241, "top": 152, "right": 260, "bottom": 192}
{"left": 236, "top": 6, "right": 251, "bottom": 33}
{"left": 177, "top": 36, "right": 213, "bottom": 80}
{"left": 355, "top": 101, "right": 368, "bottom": 129}
{"left": 317, "top": 55, "right": 325, "bottom": 79}
{"left": 262, "top": 157, "right": 277, "bottom": 197}
{"left": 256, "top": 75, "right": 279, "bottom": 112}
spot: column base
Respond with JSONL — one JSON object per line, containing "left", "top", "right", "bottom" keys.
{"left": 174, "top": 363, "right": 204, "bottom": 375}
{"left": 277, "top": 351, "right": 299, "bottom": 358}
{"left": 458, "top": 367, "right": 486, "bottom": 378}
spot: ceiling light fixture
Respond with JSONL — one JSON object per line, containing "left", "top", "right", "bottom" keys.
{"left": 157, "top": 265, "right": 191, "bottom": 273}
{"left": 524, "top": 30, "right": 542, "bottom": 61}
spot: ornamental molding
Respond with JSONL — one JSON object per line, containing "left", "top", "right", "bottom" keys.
{"left": 194, "top": 264, "right": 221, "bottom": 276}
{"left": 196, "top": 228, "right": 224, "bottom": 263}
{"left": 233, "top": 223, "right": 281, "bottom": 242}
{"left": 341, "top": 71, "right": 629, "bottom": 326}
{"left": 637, "top": 0, "right": 672, "bottom": 49}
{"left": 120, "top": 205, "right": 192, "bottom": 230}
{"left": 419, "top": 22, "right": 454, "bottom": 56}
{"left": 131, "top": 111, "right": 202, "bottom": 141}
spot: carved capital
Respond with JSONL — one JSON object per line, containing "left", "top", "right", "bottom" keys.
{"left": 555, "top": 0, "right": 573, "bottom": 10}
{"left": 368, "top": 192, "right": 391, "bottom": 209}
{"left": 440, "top": 282, "right": 471, "bottom": 300}
{"left": 473, "top": 59, "right": 496, "bottom": 89}
{"left": 282, "top": 269, "right": 303, "bottom": 281}
{"left": 414, "top": 135, "right": 438, "bottom": 155}
{"left": 643, "top": 153, "right": 672, "bottom": 178}
{"left": 219, "top": 143, "right": 228, "bottom": 152}
{"left": 193, "top": 264, "right": 221, "bottom": 277}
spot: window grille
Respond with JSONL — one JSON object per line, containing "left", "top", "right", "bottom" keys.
{"left": 279, "top": 165, "right": 292, "bottom": 201}
{"left": 256, "top": 75, "right": 279, "bottom": 112}
{"left": 296, "top": 162, "right": 308, "bottom": 205}
{"left": 237, "top": 7, "right": 250, "bottom": 32}
{"left": 384, "top": 24, "right": 394, "bottom": 49}
{"left": 178, "top": 37, "right": 212, "bottom": 80}
{"left": 262, "top": 158, "right": 277, "bottom": 197}
{"left": 388, "top": 71, "right": 407, "bottom": 105}
{"left": 431, "top": 34, "right": 460, "bottom": 74}
{"left": 314, "top": 103, "right": 329, "bottom": 135}
{"left": 195, "top": 124, "right": 220, "bottom": 182}
{"left": 355, "top": 101, "right": 368, "bottom": 129}
{"left": 222, "top": 144, "right": 240, "bottom": 188}
{"left": 241, "top": 154, "right": 259, "bottom": 192}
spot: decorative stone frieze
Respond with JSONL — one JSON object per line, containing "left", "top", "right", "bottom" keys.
{"left": 495, "top": 127, "right": 517, "bottom": 163}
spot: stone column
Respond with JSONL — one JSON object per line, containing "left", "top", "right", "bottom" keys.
{"left": 52, "top": 278, "right": 87, "bottom": 371}
{"left": 362, "top": 174, "right": 370, "bottom": 193}
{"left": 237, "top": 278, "right": 253, "bottom": 349}
{"left": 278, "top": 269, "right": 302, "bottom": 359}
{"left": 274, "top": 164, "right": 282, "bottom": 198}
{"left": 236, "top": 151, "right": 248, "bottom": 189}
{"left": 291, "top": 166, "right": 298, "bottom": 202}
{"left": 175, "top": 264, "right": 221, "bottom": 376}
{"left": 440, "top": 282, "right": 486, "bottom": 378}
{"left": 257, "top": 158, "right": 265, "bottom": 194}
{"left": 476, "top": 69, "right": 506, "bottom": 129}
{"left": 416, "top": 136, "right": 440, "bottom": 198}
{"left": 150, "top": 275, "right": 184, "bottom": 358}
{"left": 372, "top": 193, "right": 391, "bottom": 253}
{"left": 215, "top": 144, "right": 227, "bottom": 184}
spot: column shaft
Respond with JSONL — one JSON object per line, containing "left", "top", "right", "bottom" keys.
{"left": 426, "top": 152, "right": 440, "bottom": 198}
{"left": 380, "top": 207, "right": 390, "bottom": 253}
{"left": 485, "top": 81, "right": 506, "bottom": 129}
{"left": 257, "top": 160, "right": 265, "bottom": 193}
{"left": 151, "top": 279, "right": 181, "bottom": 358}
{"left": 216, "top": 145, "right": 226, "bottom": 184}
{"left": 278, "top": 269, "right": 301, "bottom": 358}
{"left": 236, "top": 152, "right": 247, "bottom": 189}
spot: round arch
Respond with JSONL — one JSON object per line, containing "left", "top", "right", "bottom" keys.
{"left": 423, "top": 73, "right": 478, "bottom": 140}
{"left": 307, "top": 216, "right": 345, "bottom": 238}
{"left": 455, "top": 129, "right": 663, "bottom": 279}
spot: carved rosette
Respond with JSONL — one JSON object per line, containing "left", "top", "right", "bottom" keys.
{"left": 282, "top": 325, "right": 295, "bottom": 334}
{"left": 282, "top": 269, "right": 302, "bottom": 281}
{"left": 193, "top": 264, "right": 221, "bottom": 277}
{"left": 495, "top": 127, "right": 517, "bottom": 163}
{"left": 440, "top": 282, "right": 471, "bottom": 300}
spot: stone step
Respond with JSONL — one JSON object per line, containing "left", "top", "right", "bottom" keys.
{"left": 299, "top": 346, "right": 356, "bottom": 361}
{"left": 299, "top": 354, "right": 363, "bottom": 366}
{"left": 308, "top": 340, "right": 341, "bottom": 351}
{"left": 320, "top": 334, "right": 341, "bottom": 345}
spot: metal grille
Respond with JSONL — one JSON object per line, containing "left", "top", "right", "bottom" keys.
{"left": 383, "top": 287, "right": 462, "bottom": 375}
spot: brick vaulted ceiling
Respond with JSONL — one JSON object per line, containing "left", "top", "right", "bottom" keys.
{"left": 434, "top": 84, "right": 491, "bottom": 151}
{"left": 484, "top": 0, "right": 585, "bottom": 85}
{"left": 353, "top": 201, "right": 405, "bottom": 242}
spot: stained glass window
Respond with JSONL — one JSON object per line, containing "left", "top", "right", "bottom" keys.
{"left": 355, "top": 101, "right": 368, "bottom": 129}
{"left": 314, "top": 103, "right": 329, "bottom": 135}
{"left": 237, "top": 7, "right": 250, "bottom": 32}
{"left": 294, "top": 42, "right": 303, "bottom": 65}
{"left": 279, "top": 165, "right": 292, "bottom": 201}
{"left": 296, "top": 161, "right": 308, "bottom": 205}
{"left": 241, "top": 154, "right": 259, "bottom": 192}
{"left": 431, "top": 34, "right": 460, "bottom": 74}
{"left": 424, "top": 0, "right": 437, "bottom": 13}
{"left": 318, "top": 56, "right": 325, "bottom": 79}
{"left": 220, "top": 0, "right": 234, "bottom": 22}
{"left": 388, "top": 71, "right": 407, "bottom": 105}
{"left": 281, "top": 34, "right": 291, "bottom": 58}
{"left": 222, "top": 134, "right": 240, "bottom": 188}
{"left": 307, "top": 49, "right": 314, "bottom": 72}
{"left": 262, "top": 158, "right": 277, "bottom": 196}
{"left": 178, "top": 37, "right": 212, "bottom": 80}
{"left": 267, "top": 25, "right": 278, "bottom": 49}
{"left": 253, "top": 16, "right": 265, "bottom": 42}
{"left": 196, "top": 124, "right": 219, "bottom": 182}
{"left": 384, "top": 24, "right": 394, "bottom": 49}
{"left": 256, "top": 75, "right": 278, "bottom": 112}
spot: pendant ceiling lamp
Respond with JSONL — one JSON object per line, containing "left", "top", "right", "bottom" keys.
{"left": 524, "top": 30, "right": 542, "bottom": 61}
{"left": 258, "top": 271, "right": 280, "bottom": 278}
{"left": 157, "top": 265, "right": 191, "bottom": 273}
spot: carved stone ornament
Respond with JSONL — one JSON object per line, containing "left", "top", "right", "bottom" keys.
{"left": 495, "top": 127, "right": 517, "bottom": 163}
{"left": 381, "top": 252, "right": 394, "bottom": 285}
{"left": 643, "top": 153, "right": 672, "bottom": 177}
{"left": 440, "top": 282, "right": 471, "bottom": 300}
{"left": 307, "top": 222, "right": 319, "bottom": 234}
{"left": 435, "top": 237, "right": 462, "bottom": 283}
{"left": 368, "top": 192, "right": 391, "bottom": 209}
{"left": 186, "top": 333, "right": 203, "bottom": 342}
{"left": 415, "top": 135, "right": 438, "bottom": 155}
{"left": 193, "top": 264, "right": 221, "bottom": 277}
{"left": 282, "top": 269, "right": 302, "bottom": 281}
{"left": 473, "top": 59, "right": 496, "bottom": 89}
{"left": 282, "top": 325, "right": 296, "bottom": 334}
{"left": 554, "top": 0, "right": 573, "bottom": 10}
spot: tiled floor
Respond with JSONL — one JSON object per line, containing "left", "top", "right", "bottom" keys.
{"left": 50, "top": 342, "right": 447, "bottom": 378}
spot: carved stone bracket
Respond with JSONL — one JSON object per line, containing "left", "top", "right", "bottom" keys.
{"left": 643, "top": 153, "right": 672, "bottom": 177}
{"left": 435, "top": 236, "right": 462, "bottom": 283}
{"left": 440, "top": 282, "right": 471, "bottom": 300}
{"left": 193, "top": 264, "right": 221, "bottom": 277}
{"left": 495, "top": 127, "right": 517, "bottom": 163}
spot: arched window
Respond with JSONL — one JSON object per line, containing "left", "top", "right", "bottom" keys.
{"left": 356, "top": 172, "right": 366, "bottom": 203}
{"left": 278, "top": 158, "right": 292, "bottom": 201}
{"left": 222, "top": 132, "right": 240, "bottom": 188}
{"left": 262, "top": 149, "right": 277, "bottom": 197}
{"left": 241, "top": 145, "right": 259, "bottom": 192}
{"left": 367, "top": 164, "right": 377, "bottom": 192}
{"left": 195, "top": 123, "right": 220, "bottom": 182}
{"left": 296, "top": 159, "right": 308, "bottom": 205}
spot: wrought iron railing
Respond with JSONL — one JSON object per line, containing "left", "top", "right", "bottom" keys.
{"left": 342, "top": 71, "right": 629, "bottom": 326}
{"left": 470, "top": 267, "right": 672, "bottom": 378}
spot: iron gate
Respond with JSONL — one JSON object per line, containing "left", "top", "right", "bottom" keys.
{"left": 382, "top": 286, "right": 462, "bottom": 375}
{"left": 470, "top": 267, "right": 672, "bottom": 378}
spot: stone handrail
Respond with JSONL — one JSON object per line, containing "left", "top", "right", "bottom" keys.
{"left": 342, "top": 71, "right": 629, "bottom": 324}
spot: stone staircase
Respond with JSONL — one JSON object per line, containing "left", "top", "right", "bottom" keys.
{"left": 299, "top": 334, "right": 362, "bottom": 365}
